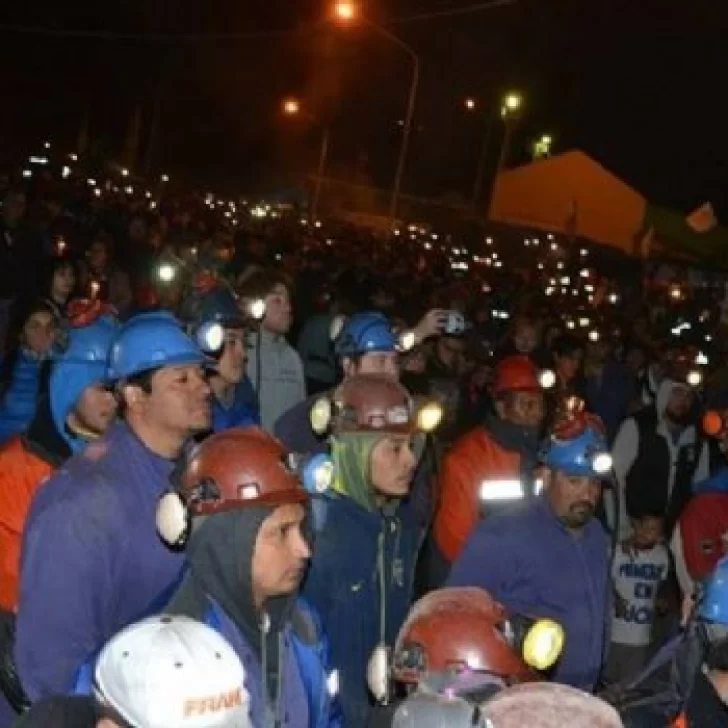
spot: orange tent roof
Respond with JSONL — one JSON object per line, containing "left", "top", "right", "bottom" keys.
{"left": 489, "top": 150, "right": 647, "bottom": 255}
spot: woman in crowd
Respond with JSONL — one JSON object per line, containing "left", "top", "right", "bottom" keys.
{"left": 0, "top": 300, "right": 57, "bottom": 444}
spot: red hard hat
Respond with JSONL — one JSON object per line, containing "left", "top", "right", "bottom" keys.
{"left": 493, "top": 355, "right": 542, "bottom": 396}
{"left": 180, "top": 427, "right": 308, "bottom": 515}
{"left": 393, "top": 587, "right": 535, "bottom": 685}
{"left": 331, "top": 375, "right": 415, "bottom": 435}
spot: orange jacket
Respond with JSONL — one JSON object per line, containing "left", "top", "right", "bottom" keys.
{"left": 672, "top": 713, "right": 687, "bottom": 728}
{"left": 433, "top": 426, "right": 522, "bottom": 563}
{"left": 0, "top": 437, "right": 55, "bottom": 612}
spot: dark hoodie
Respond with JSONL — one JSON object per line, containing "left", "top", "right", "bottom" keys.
{"left": 164, "top": 509, "right": 333, "bottom": 728}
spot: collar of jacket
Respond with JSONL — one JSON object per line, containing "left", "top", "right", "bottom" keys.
{"left": 484, "top": 413, "right": 540, "bottom": 463}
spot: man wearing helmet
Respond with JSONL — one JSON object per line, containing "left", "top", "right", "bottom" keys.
{"left": 0, "top": 310, "right": 118, "bottom": 614}
{"left": 301, "top": 374, "right": 428, "bottom": 728}
{"left": 181, "top": 285, "right": 260, "bottom": 433}
{"left": 429, "top": 355, "right": 547, "bottom": 585}
{"left": 448, "top": 414, "right": 612, "bottom": 692}
{"left": 375, "top": 587, "right": 566, "bottom": 727}
{"left": 14, "top": 312, "right": 212, "bottom": 706}
{"left": 157, "top": 428, "right": 340, "bottom": 728}
{"left": 612, "top": 361, "right": 709, "bottom": 541}
{"left": 275, "top": 311, "right": 401, "bottom": 455}
{"left": 15, "top": 615, "right": 254, "bottom": 728}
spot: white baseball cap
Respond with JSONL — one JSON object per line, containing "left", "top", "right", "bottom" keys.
{"left": 94, "top": 615, "right": 252, "bottom": 728}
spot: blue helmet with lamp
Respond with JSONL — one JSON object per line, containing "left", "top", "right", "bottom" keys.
{"left": 333, "top": 311, "right": 398, "bottom": 360}
{"left": 182, "top": 286, "right": 265, "bottom": 357}
{"left": 541, "top": 417, "right": 613, "bottom": 478}
{"left": 50, "top": 315, "right": 119, "bottom": 453}
{"left": 107, "top": 312, "right": 208, "bottom": 382}
{"left": 699, "top": 556, "right": 728, "bottom": 626}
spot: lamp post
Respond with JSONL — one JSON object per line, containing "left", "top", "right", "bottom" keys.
{"left": 488, "top": 91, "right": 523, "bottom": 218}
{"left": 465, "top": 96, "right": 494, "bottom": 215}
{"left": 334, "top": 1, "right": 420, "bottom": 230}
{"left": 282, "top": 98, "right": 331, "bottom": 221}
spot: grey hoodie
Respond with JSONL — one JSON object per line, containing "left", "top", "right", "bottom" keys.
{"left": 247, "top": 329, "right": 306, "bottom": 433}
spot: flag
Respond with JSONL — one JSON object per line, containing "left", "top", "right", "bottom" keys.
{"left": 686, "top": 203, "right": 717, "bottom": 233}
{"left": 638, "top": 226, "right": 654, "bottom": 260}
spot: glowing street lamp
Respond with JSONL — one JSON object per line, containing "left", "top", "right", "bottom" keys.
{"left": 334, "top": 0, "right": 358, "bottom": 21}
{"left": 465, "top": 97, "right": 477, "bottom": 111}
{"left": 501, "top": 92, "right": 523, "bottom": 118}
{"left": 283, "top": 98, "right": 301, "bottom": 116}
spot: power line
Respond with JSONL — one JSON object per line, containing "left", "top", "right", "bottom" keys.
{"left": 0, "top": 0, "right": 516, "bottom": 42}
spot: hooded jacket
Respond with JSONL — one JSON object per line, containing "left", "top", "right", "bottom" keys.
{"left": 15, "top": 422, "right": 185, "bottom": 700}
{"left": 611, "top": 380, "right": 709, "bottom": 539}
{"left": 448, "top": 497, "right": 611, "bottom": 692}
{"left": 0, "top": 350, "right": 45, "bottom": 446}
{"left": 164, "top": 508, "right": 340, "bottom": 728}
{"left": 432, "top": 415, "right": 541, "bottom": 565}
{"left": 302, "top": 434, "right": 423, "bottom": 728}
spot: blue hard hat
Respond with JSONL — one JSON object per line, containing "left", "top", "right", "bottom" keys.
{"left": 50, "top": 316, "right": 119, "bottom": 452}
{"left": 107, "top": 312, "right": 207, "bottom": 382}
{"left": 700, "top": 557, "right": 728, "bottom": 625}
{"left": 335, "top": 312, "right": 397, "bottom": 359}
{"left": 541, "top": 425, "right": 612, "bottom": 478}
{"left": 194, "top": 288, "right": 245, "bottom": 329}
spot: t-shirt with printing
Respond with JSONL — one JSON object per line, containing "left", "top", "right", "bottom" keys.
{"left": 611, "top": 543, "right": 669, "bottom": 646}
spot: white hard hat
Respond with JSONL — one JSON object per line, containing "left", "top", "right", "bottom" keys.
{"left": 94, "top": 615, "right": 252, "bottom": 728}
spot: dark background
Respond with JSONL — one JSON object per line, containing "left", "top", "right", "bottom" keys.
{"left": 1, "top": 0, "right": 727, "bottom": 214}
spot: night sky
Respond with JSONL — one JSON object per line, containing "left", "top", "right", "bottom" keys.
{"left": 1, "top": 0, "right": 727, "bottom": 216}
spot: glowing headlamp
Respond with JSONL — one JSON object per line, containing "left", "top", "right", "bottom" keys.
{"left": 157, "top": 262, "right": 177, "bottom": 283}
{"left": 592, "top": 452, "right": 613, "bottom": 474}
{"left": 288, "top": 453, "right": 334, "bottom": 495}
{"left": 522, "top": 619, "right": 565, "bottom": 671}
{"left": 416, "top": 402, "right": 443, "bottom": 433}
{"left": 686, "top": 369, "right": 703, "bottom": 387}
{"left": 196, "top": 321, "right": 225, "bottom": 355}
{"left": 310, "top": 398, "right": 333, "bottom": 435}
{"left": 397, "top": 330, "right": 417, "bottom": 353}
{"left": 539, "top": 369, "right": 556, "bottom": 389}
{"left": 247, "top": 298, "right": 266, "bottom": 321}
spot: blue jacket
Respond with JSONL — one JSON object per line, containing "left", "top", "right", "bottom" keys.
{"left": 448, "top": 497, "right": 610, "bottom": 691}
{"left": 205, "top": 599, "right": 340, "bottom": 728}
{"left": 15, "top": 422, "right": 185, "bottom": 700}
{"left": 0, "top": 351, "right": 43, "bottom": 445}
{"left": 275, "top": 393, "right": 329, "bottom": 456}
{"left": 72, "top": 597, "right": 342, "bottom": 728}
{"left": 212, "top": 377, "right": 261, "bottom": 433}
{"left": 694, "top": 466, "right": 728, "bottom": 495}
{"left": 302, "top": 494, "right": 422, "bottom": 728}
{"left": 583, "top": 357, "right": 635, "bottom": 445}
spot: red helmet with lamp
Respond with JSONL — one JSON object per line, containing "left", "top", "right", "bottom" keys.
{"left": 156, "top": 427, "right": 308, "bottom": 549}
{"left": 389, "top": 587, "right": 564, "bottom": 689}
{"left": 492, "top": 356, "right": 554, "bottom": 396}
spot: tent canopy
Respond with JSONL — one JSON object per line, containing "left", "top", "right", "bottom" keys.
{"left": 488, "top": 150, "right": 647, "bottom": 255}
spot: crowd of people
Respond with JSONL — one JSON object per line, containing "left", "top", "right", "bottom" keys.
{"left": 1, "top": 169, "right": 728, "bottom": 727}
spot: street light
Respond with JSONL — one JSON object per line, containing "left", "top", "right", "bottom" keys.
{"left": 332, "top": 1, "right": 419, "bottom": 230}
{"left": 488, "top": 90, "right": 524, "bottom": 217}
{"left": 501, "top": 92, "right": 522, "bottom": 117}
{"left": 283, "top": 98, "right": 301, "bottom": 116}
{"left": 465, "top": 97, "right": 477, "bottom": 111}
{"left": 334, "top": 1, "right": 357, "bottom": 21}
{"left": 281, "top": 98, "right": 331, "bottom": 222}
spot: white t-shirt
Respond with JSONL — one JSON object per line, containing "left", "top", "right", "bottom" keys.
{"left": 611, "top": 543, "right": 669, "bottom": 646}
